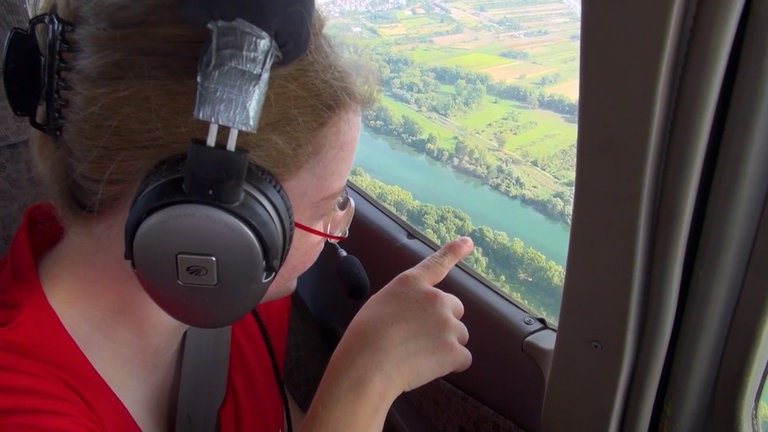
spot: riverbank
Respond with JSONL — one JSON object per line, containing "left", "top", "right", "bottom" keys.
{"left": 355, "top": 127, "right": 571, "bottom": 267}
{"left": 363, "top": 105, "right": 574, "bottom": 226}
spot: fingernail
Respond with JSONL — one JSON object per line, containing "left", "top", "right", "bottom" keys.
{"left": 458, "top": 236, "right": 472, "bottom": 246}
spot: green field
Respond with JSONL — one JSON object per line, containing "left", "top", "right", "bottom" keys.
{"left": 355, "top": 1, "right": 581, "bottom": 97}
{"left": 379, "top": 96, "right": 454, "bottom": 144}
{"left": 325, "top": 0, "right": 580, "bottom": 202}
{"left": 504, "top": 111, "right": 576, "bottom": 157}
{"left": 434, "top": 52, "right": 511, "bottom": 69}
{"left": 409, "top": 47, "right": 467, "bottom": 64}
{"left": 379, "top": 90, "right": 575, "bottom": 183}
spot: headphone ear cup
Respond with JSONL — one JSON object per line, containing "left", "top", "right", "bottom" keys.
{"left": 244, "top": 163, "right": 294, "bottom": 267}
{"left": 125, "top": 155, "right": 293, "bottom": 328}
{"left": 132, "top": 202, "right": 273, "bottom": 328}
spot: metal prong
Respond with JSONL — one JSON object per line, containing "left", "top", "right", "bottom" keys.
{"left": 206, "top": 123, "right": 218, "bottom": 147}
{"left": 226, "top": 128, "right": 239, "bottom": 152}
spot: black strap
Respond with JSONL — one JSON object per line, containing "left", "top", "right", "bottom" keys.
{"left": 253, "top": 310, "right": 292, "bottom": 432}
{"left": 175, "top": 326, "right": 232, "bottom": 432}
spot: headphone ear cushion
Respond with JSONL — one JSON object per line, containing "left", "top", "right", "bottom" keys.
{"left": 125, "top": 155, "right": 294, "bottom": 328}
{"left": 243, "top": 163, "right": 294, "bottom": 269}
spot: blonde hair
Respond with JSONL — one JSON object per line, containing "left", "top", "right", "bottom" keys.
{"left": 31, "top": 0, "right": 373, "bottom": 222}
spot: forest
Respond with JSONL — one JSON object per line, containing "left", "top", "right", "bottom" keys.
{"left": 351, "top": 168, "right": 564, "bottom": 324}
{"left": 329, "top": 6, "right": 580, "bottom": 224}
{"left": 363, "top": 96, "right": 575, "bottom": 224}
{"left": 325, "top": 0, "right": 580, "bottom": 319}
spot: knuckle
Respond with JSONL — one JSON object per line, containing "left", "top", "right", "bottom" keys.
{"left": 445, "top": 293, "right": 464, "bottom": 315}
{"left": 435, "top": 311, "right": 455, "bottom": 331}
{"left": 421, "top": 287, "right": 445, "bottom": 307}
{"left": 438, "top": 338, "right": 471, "bottom": 371}
{"left": 457, "top": 348, "right": 473, "bottom": 372}
{"left": 394, "top": 271, "right": 420, "bottom": 287}
{"left": 457, "top": 322, "right": 470, "bottom": 345}
{"left": 436, "top": 336, "right": 459, "bottom": 355}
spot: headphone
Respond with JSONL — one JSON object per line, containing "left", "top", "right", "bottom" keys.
{"left": 4, "top": 13, "right": 296, "bottom": 329}
{"left": 123, "top": 139, "right": 294, "bottom": 328}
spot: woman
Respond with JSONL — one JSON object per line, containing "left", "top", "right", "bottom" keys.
{"left": 0, "top": 0, "right": 473, "bottom": 430}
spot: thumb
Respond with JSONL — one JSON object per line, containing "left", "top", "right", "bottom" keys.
{"left": 409, "top": 237, "right": 474, "bottom": 286}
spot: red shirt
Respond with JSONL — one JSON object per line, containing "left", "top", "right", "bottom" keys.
{"left": 0, "top": 204, "right": 290, "bottom": 431}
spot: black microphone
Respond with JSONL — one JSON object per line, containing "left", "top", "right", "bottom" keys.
{"left": 331, "top": 243, "right": 370, "bottom": 301}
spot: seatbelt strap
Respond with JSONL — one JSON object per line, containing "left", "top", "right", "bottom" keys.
{"left": 175, "top": 326, "right": 232, "bottom": 432}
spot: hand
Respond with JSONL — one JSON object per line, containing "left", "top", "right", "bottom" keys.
{"left": 181, "top": 0, "right": 314, "bottom": 64}
{"left": 336, "top": 237, "right": 474, "bottom": 398}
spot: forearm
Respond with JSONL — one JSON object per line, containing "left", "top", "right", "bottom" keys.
{"left": 299, "top": 347, "right": 398, "bottom": 432}
{"left": 300, "top": 238, "right": 474, "bottom": 431}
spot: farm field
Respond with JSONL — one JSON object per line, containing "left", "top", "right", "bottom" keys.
{"left": 319, "top": 0, "right": 580, "bottom": 317}
{"left": 322, "top": 0, "right": 580, "bottom": 211}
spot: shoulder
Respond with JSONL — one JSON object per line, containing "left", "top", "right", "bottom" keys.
{"left": 0, "top": 204, "right": 137, "bottom": 431}
{"left": 0, "top": 350, "right": 96, "bottom": 431}
{"left": 1, "top": 203, "right": 65, "bottom": 344}
{"left": 0, "top": 337, "right": 135, "bottom": 431}
{"left": 0, "top": 298, "right": 138, "bottom": 431}
{"left": 219, "top": 297, "right": 292, "bottom": 432}
{"left": 1, "top": 203, "right": 63, "bottom": 311}
{"left": 230, "top": 296, "right": 292, "bottom": 369}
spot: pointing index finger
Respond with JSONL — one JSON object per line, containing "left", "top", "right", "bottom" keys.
{"left": 409, "top": 237, "right": 474, "bottom": 286}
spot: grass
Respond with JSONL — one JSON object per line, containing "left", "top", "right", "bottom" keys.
{"left": 333, "top": 0, "right": 581, "bottom": 189}
{"left": 379, "top": 95, "right": 455, "bottom": 144}
{"left": 409, "top": 46, "right": 468, "bottom": 64}
{"left": 441, "top": 52, "right": 511, "bottom": 69}
{"left": 456, "top": 97, "right": 576, "bottom": 157}
{"left": 460, "top": 97, "right": 522, "bottom": 129}
{"left": 548, "top": 79, "right": 580, "bottom": 99}
{"left": 399, "top": 16, "right": 436, "bottom": 27}
{"left": 379, "top": 90, "right": 576, "bottom": 167}
{"left": 530, "top": 41, "right": 580, "bottom": 64}
{"left": 483, "top": 62, "right": 555, "bottom": 81}
{"left": 505, "top": 113, "right": 576, "bottom": 158}
{"left": 409, "top": 49, "right": 512, "bottom": 70}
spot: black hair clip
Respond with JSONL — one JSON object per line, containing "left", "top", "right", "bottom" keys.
{"left": 2, "top": 13, "right": 74, "bottom": 140}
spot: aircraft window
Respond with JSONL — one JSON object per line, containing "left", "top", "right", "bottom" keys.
{"left": 322, "top": 0, "right": 579, "bottom": 325}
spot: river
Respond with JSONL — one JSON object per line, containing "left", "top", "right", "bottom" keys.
{"left": 354, "top": 128, "right": 571, "bottom": 267}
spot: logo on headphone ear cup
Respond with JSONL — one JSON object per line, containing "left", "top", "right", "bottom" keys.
{"left": 124, "top": 154, "right": 293, "bottom": 328}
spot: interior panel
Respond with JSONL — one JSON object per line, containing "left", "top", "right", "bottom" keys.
{"left": 289, "top": 186, "right": 551, "bottom": 431}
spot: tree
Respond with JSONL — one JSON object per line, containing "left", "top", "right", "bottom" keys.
{"left": 493, "top": 132, "right": 506, "bottom": 150}
{"left": 350, "top": 167, "right": 567, "bottom": 321}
